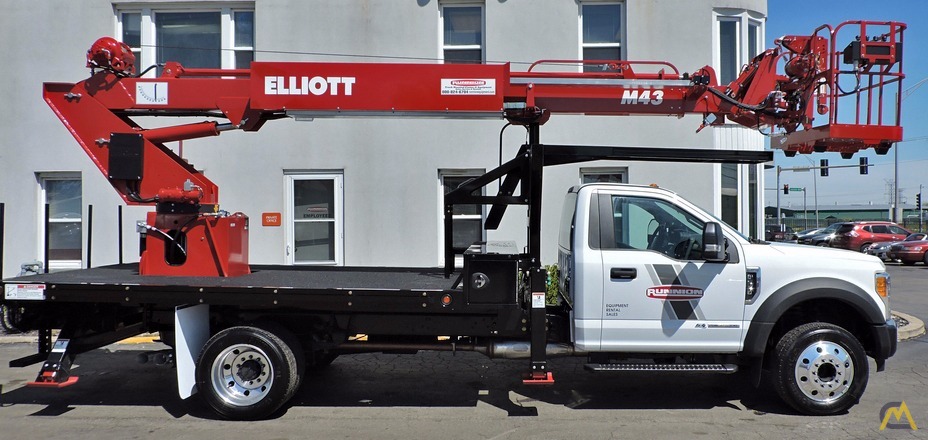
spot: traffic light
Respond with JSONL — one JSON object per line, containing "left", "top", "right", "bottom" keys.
{"left": 859, "top": 157, "right": 869, "bottom": 175}
{"left": 820, "top": 159, "right": 829, "bottom": 176}
{"left": 918, "top": 193, "right": 922, "bottom": 209}
{"left": 783, "top": 184, "right": 789, "bottom": 195}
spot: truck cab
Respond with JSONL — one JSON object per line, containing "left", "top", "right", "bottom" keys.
{"left": 558, "top": 183, "right": 896, "bottom": 415}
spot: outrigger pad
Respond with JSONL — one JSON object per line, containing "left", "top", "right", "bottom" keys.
{"left": 26, "top": 376, "right": 79, "bottom": 388}
{"left": 522, "top": 371, "right": 554, "bottom": 385}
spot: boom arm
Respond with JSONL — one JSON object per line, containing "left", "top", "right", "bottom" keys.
{"left": 45, "top": 20, "right": 905, "bottom": 276}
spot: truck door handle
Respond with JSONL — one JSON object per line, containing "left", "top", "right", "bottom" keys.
{"left": 610, "top": 268, "right": 637, "bottom": 280}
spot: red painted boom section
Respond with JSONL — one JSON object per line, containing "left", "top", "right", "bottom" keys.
{"left": 45, "top": 20, "right": 905, "bottom": 276}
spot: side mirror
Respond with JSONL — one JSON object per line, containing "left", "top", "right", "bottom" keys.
{"left": 702, "top": 222, "right": 727, "bottom": 262}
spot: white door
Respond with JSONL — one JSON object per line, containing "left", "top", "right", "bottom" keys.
{"left": 596, "top": 193, "right": 746, "bottom": 352}
{"left": 285, "top": 174, "right": 343, "bottom": 265}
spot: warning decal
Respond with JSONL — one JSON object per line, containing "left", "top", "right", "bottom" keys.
{"left": 4, "top": 284, "right": 46, "bottom": 300}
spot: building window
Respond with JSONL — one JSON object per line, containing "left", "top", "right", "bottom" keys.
{"left": 718, "top": 19, "right": 739, "bottom": 84}
{"left": 715, "top": 11, "right": 764, "bottom": 84}
{"left": 721, "top": 163, "right": 738, "bottom": 227}
{"left": 748, "top": 164, "right": 758, "bottom": 239}
{"left": 441, "top": 171, "right": 485, "bottom": 265}
{"left": 117, "top": 6, "right": 255, "bottom": 76}
{"left": 580, "top": 167, "right": 627, "bottom": 184}
{"left": 233, "top": 11, "right": 255, "bottom": 68}
{"left": 286, "top": 174, "right": 343, "bottom": 265}
{"left": 441, "top": 4, "right": 484, "bottom": 64}
{"left": 38, "top": 174, "right": 82, "bottom": 271}
{"left": 580, "top": 2, "right": 624, "bottom": 72}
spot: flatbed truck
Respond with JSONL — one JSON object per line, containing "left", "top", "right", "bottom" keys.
{"left": 1, "top": 20, "right": 906, "bottom": 419}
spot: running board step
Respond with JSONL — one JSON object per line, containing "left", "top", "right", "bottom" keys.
{"left": 585, "top": 363, "right": 738, "bottom": 373}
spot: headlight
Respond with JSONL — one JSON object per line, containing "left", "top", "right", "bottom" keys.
{"left": 875, "top": 272, "right": 891, "bottom": 320}
{"left": 875, "top": 273, "right": 890, "bottom": 298}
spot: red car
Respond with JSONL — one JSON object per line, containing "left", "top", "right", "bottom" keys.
{"left": 830, "top": 221, "right": 910, "bottom": 252}
{"left": 887, "top": 239, "right": 928, "bottom": 265}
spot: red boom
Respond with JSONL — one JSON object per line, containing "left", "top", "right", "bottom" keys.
{"left": 44, "top": 20, "right": 906, "bottom": 276}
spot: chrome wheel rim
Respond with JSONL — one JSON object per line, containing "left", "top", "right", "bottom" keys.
{"left": 210, "top": 344, "right": 274, "bottom": 407}
{"left": 794, "top": 341, "right": 853, "bottom": 403}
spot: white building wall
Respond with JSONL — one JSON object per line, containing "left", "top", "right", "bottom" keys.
{"left": 0, "top": 0, "right": 767, "bottom": 277}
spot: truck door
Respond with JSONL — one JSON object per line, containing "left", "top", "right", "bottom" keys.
{"left": 594, "top": 192, "right": 746, "bottom": 352}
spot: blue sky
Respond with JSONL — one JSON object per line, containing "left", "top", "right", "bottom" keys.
{"left": 764, "top": 1, "right": 928, "bottom": 208}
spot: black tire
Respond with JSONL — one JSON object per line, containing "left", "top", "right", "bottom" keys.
{"left": 772, "top": 322, "right": 868, "bottom": 415}
{"left": 859, "top": 243, "right": 872, "bottom": 253}
{"left": 195, "top": 326, "right": 302, "bottom": 420}
{"left": 816, "top": 242, "right": 828, "bottom": 247}
{"left": 923, "top": 252, "right": 928, "bottom": 266}
{"left": 0, "top": 304, "right": 24, "bottom": 334}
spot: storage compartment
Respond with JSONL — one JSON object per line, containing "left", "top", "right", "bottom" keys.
{"left": 463, "top": 253, "right": 519, "bottom": 305}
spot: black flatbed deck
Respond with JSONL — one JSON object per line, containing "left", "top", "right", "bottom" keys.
{"left": 2, "top": 264, "right": 482, "bottom": 313}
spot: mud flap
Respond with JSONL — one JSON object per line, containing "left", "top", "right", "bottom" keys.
{"left": 175, "top": 304, "right": 209, "bottom": 399}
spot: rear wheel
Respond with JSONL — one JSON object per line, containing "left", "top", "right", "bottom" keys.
{"left": 859, "top": 243, "right": 872, "bottom": 253}
{"left": 772, "top": 322, "right": 868, "bottom": 415}
{"left": 0, "top": 304, "right": 24, "bottom": 334}
{"left": 923, "top": 252, "right": 928, "bottom": 266}
{"left": 196, "top": 326, "right": 302, "bottom": 420}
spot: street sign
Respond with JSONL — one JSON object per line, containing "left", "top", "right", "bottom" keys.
{"left": 789, "top": 187, "right": 804, "bottom": 192}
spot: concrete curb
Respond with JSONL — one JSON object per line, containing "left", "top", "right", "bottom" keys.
{"left": 894, "top": 310, "right": 926, "bottom": 341}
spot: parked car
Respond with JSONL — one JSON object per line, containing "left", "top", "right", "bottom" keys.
{"left": 795, "top": 227, "right": 822, "bottom": 241}
{"left": 830, "top": 221, "right": 910, "bottom": 252}
{"left": 886, "top": 237, "right": 928, "bottom": 265}
{"left": 865, "top": 233, "right": 928, "bottom": 261}
{"left": 764, "top": 224, "right": 797, "bottom": 242}
{"left": 798, "top": 222, "right": 842, "bottom": 246}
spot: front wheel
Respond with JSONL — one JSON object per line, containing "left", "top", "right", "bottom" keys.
{"left": 196, "top": 326, "right": 302, "bottom": 420}
{"left": 772, "top": 322, "right": 868, "bottom": 415}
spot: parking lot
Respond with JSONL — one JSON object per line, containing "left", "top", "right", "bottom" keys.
{"left": 0, "top": 263, "right": 925, "bottom": 439}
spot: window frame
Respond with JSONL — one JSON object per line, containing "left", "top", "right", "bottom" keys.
{"left": 439, "top": 169, "right": 487, "bottom": 267}
{"left": 115, "top": 4, "right": 255, "bottom": 76}
{"left": 439, "top": 2, "right": 485, "bottom": 64}
{"left": 713, "top": 9, "right": 765, "bottom": 85}
{"left": 37, "top": 173, "right": 83, "bottom": 271}
{"left": 580, "top": 167, "right": 627, "bottom": 184}
{"left": 579, "top": 1, "right": 626, "bottom": 72}
{"left": 284, "top": 172, "right": 344, "bottom": 266}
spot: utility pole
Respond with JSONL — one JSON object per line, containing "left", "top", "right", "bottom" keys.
{"left": 803, "top": 187, "right": 807, "bottom": 230}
